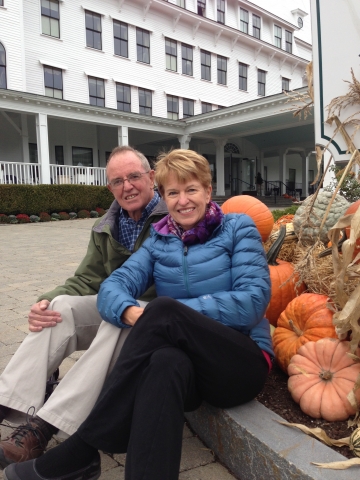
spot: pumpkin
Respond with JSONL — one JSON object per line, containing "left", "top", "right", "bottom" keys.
{"left": 350, "top": 428, "right": 360, "bottom": 458}
{"left": 273, "top": 214, "right": 295, "bottom": 230}
{"left": 221, "top": 195, "right": 274, "bottom": 242}
{"left": 265, "top": 226, "right": 305, "bottom": 327}
{"left": 344, "top": 199, "right": 360, "bottom": 258}
{"left": 293, "top": 191, "right": 349, "bottom": 245}
{"left": 288, "top": 338, "right": 360, "bottom": 421}
{"left": 272, "top": 293, "right": 337, "bottom": 372}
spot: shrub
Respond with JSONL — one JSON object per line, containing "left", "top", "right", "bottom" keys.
{"left": 0, "top": 184, "right": 113, "bottom": 216}
{"left": 16, "top": 214, "right": 31, "bottom": 223}
{"left": 39, "top": 212, "right": 51, "bottom": 222}
{"left": 51, "top": 213, "right": 61, "bottom": 221}
{"left": 77, "top": 209, "right": 90, "bottom": 218}
{"left": 95, "top": 207, "right": 106, "bottom": 217}
{"left": 0, "top": 214, "right": 9, "bottom": 223}
{"left": 30, "top": 215, "right": 40, "bottom": 223}
{"left": 271, "top": 205, "right": 299, "bottom": 222}
{"left": 324, "top": 165, "right": 360, "bottom": 203}
{"left": 59, "top": 211, "right": 70, "bottom": 220}
{"left": 90, "top": 210, "right": 99, "bottom": 218}
{"left": 69, "top": 212, "right": 77, "bottom": 219}
{"left": 8, "top": 215, "right": 18, "bottom": 224}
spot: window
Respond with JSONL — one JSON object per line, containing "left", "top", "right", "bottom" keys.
{"left": 41, "top": 0, "right": 60, "bottom": 38}
{"left": 197, "top": 0, "right": 205, "bottom": 17}
{"left": 29, "top": 144, "right": 38, "bottom": 164}
{"left": 0, "top": 1, "right": 3, "bottom": 5}
{"left": 182, "top": 43, "right": 193, "bottom": 76}
{"left": 200, "top": 50, "right": 211, "bottom": 81}
{"left": 240, "top": 8, "right": 248, "bottom": 34}
{"left": 282, "top": 77, "right": 290, "bottom": 92}
{"left": 274, "top": 25, "right": 282, "bottom": 48}
{"left": 217, "top": 0, "right": 225, "bottom": 24}
{"left": 167, "top": 95, "right": 179, "bottom": 120}
{"left": 258, "top": 69, "right": 266, "bottom": 96}
{"left": 165, "top": 38, "right": 177, "bottom": 72}
{"left": 114, "top": 20, "right": 128, "bottom": 58}
{"left": 72, "top": 147, "right": 93, "bottom": 167}
{"left": 116, "top": 83, "right": 131, "bottom": 112}
{"left": 285, "top": 30, "right": 292, "bottom": 53}
{"left": 85, "top": 11, "right": 102, "bottom": 50}
{"left": 44, "top": 66, "right": 63, "bottom": 99}
{"left": 0, "top": 43, "right": 6, "bottom": 89}
{"left": 183, "top": 99, "right": 194, "bottom": 118}
{"left": 88, "top": 77, "right": 105, "bottom": 107}
{"left": 253, "top": 14, "right": 261, "bottom": 39}
{"left": 217, "top": 55, "right": 227, "bottom": 85}
{"left": 137, "top": 28, "right": 150, "bottom": 64}
{"left": 139, "top": 88, "right": 152, "bottom": 115}
{"left": 239, "top": 62, "right": 247, "bottom": 91}
{"left": 201, "top": 102, "right": 212, "bottom": 114}
{"left": 55, "top": 146, "right": 64, "bottom": 165}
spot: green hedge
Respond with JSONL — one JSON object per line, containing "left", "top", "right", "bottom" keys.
{"left": 0, "top": 184, "right": 114, "bottom": 215}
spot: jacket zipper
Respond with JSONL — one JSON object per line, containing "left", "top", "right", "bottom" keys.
{"left": 183, "top": 245, "right": 190, "bottom": 296}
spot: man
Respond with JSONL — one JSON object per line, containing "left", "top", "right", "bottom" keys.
{"left": 0, "top": 146, "right": 168, "bottom": 467}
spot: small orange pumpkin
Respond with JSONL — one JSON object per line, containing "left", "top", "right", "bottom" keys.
{"left": 288, "top": 338, "right": 360, "bottom": 421}
{"left": 221, "top": 195, "right": 274, "bottom": 242}
{"left": 272, "top": 293, "right": 337, "bottom": 372}
{"left": 265, "top": 226, "right": 305, "bottom": 327}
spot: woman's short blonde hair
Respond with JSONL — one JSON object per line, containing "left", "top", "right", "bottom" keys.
{"left": 155, "top": 149, "right": 212, "bottom": 195}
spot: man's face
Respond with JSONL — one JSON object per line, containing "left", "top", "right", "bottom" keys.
{"left": 107, "top": 151, "right": 155, "bottom": 221}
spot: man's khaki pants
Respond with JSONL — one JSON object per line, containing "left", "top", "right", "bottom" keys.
{"left": 0, "top": 295, "right": 131, "bottom": 436}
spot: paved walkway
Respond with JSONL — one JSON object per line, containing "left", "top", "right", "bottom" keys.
{"left": 0, "top": 219, "right": 237, "bottom": 480}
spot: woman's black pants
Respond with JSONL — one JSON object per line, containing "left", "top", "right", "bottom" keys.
{"left": 77, "top": 297, "right": 269, "bottom": 480}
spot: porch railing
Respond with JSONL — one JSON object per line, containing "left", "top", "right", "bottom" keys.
{"left": 50, "top": 165, "right": 107, "bottom": 186}
{"left": 0, "top": 162, "right": 40, "bottom": 185}
{"left": 0, "top": 162, "right": 107, "bottom": 186}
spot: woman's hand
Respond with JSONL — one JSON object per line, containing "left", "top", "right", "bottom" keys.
{"left": 122, "top": 306, "right": 144, "bottom": 326}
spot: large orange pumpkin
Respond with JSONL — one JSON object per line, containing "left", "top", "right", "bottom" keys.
{"left": 272, "top": 293, "right": 337, "bottom": 372}
{"left": 221, "top": 195, "right": 274, "bottom": 242}
{"left": 288, "top": 338, "right": 360, "bottom": 421}
{"left": 265, "top": 226, "right": 305, "bottom": 327}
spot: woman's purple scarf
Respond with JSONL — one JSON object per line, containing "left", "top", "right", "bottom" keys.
{"left": 167, "top": 201, "right": 224, "bottom": 246}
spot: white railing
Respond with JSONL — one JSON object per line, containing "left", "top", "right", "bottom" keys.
{"left": 0, "top": 162, "right": 107, "bottom": 186}
{"left": 0, "top": 162, "right": 41, "bottom": 185}
{"left": 50, "top": 165, "right": 107, "bottom": 186}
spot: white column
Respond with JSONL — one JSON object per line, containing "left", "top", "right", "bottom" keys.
{"left": 215, "top": 139, "right": 227, "bottom": 196}
{"left": 279, "top": 148, "right": 287, "bottom": 195}
{"left": 303, "top": 152, "right": 310, "bottom": 197}
{"left": 323, "top": 150, "right": 334, "bottom": 189}
{"left": 118, "top": 126, "right": 129, "bottom": 146}
{"left": 178, "top": 135, "right": 191, "bottom": 149}
{"left": 36, "top": 113, "right": 51, "bottom": 184}
{"left": 21, "top": 114, "right": 30, "bottom": 164}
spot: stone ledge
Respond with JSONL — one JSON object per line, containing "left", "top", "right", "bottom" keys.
{"left": 186, "top": 400, "right": 355, "bottom": 480}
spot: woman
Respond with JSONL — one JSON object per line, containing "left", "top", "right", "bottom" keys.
{"left": 4, "top": 150, "right": 273, "bottom": 480}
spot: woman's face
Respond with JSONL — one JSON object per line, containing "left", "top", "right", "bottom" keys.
{"left": 163, "top": 172, "right": 212, "bottom": 231}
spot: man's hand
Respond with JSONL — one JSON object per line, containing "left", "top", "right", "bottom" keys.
{"left": 122, "top": 306, "right": 144, "bottom": 326}
{"left": 28, "top": 300, "right": 62, "bottom": 332}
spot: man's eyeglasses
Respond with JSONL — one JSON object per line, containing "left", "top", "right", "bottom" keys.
{"left": 109, "top": 171, "right": 150, "bottom": 189}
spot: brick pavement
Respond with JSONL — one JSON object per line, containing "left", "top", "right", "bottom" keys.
{"left": 0, "top": 219, "right": 237, "bottom": 480}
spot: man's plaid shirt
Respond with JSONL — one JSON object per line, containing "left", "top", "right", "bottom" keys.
{"left": 118, "top": 191, "right": 160, "bottom": 252}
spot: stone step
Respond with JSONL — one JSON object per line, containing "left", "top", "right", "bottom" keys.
{"left": 186, "top": 401, "right": 354, "bottom": 480}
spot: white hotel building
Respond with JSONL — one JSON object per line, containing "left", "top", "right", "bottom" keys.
{"left": 0, "top": 0, "right": 316, "bottom": 197}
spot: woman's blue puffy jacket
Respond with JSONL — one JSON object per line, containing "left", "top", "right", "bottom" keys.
{"left": 97, "top": 213, "right": 273, "bottom": 356}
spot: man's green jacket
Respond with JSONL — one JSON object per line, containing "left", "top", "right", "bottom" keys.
{"left": 38, "top": 199, "right": 168, "bottom": 303}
